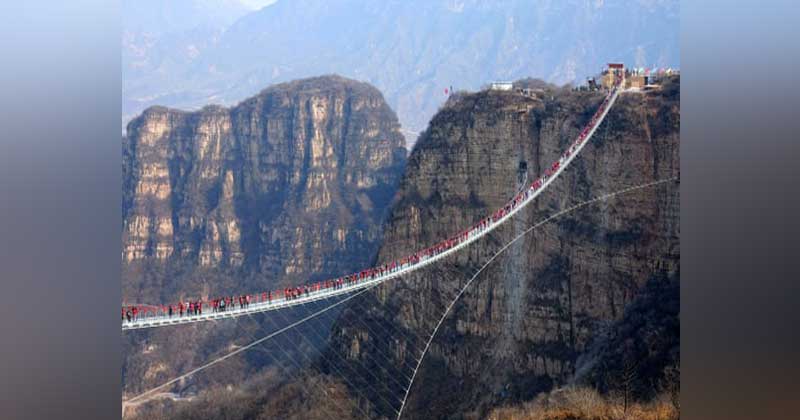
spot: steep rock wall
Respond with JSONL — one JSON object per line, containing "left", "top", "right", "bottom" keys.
{"left": 122, "top": 75, "right": 407, "bottom": 301}
{"left": 326, "top": 77, "right": 680, "bottom": 419}
{"left": 122, "top": 75, "right": 407, "bottom": 398}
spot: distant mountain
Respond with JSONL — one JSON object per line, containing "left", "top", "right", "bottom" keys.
{"left": 123, "top": 0, "right": 679, "bottom": 148}
{"left": 122, "top": 0, "right": 254, "bottom": 121}
{"left": 122, "top": 0, "right": 252, "bottom": 36}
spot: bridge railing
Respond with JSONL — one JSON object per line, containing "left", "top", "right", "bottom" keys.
{"left": 122, "top": 78, "right": 623, "bottom": 330}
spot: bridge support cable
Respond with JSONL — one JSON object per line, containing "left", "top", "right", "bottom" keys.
{"left": 243, "top": 291, "right": 403, "bottom": 419}
{"left": 279, "top": 291, "right": 426, "bottom": 418}
{"left": 238, "top": 300, "right": 376, "bottom": 419}
{"left": 347, "top": 295, "right": 429, "bottom": 359}
{"left": 344, "top": 321, "right": 418, "bottom": 378}
{"left": 306, "top": 318, "right": 409, "bottom": 400}
{"left": 396, "top": 176, "right": 679, "bottom": 420}
{"left": 473, "top": 176, "right": 680, "bottom": 391}
{"left": 316, "top": 304, "right": 422, "bottom": 412}
{"left": 323, "top": 302, "right": 417, "bottom": 385}
{"left": 312, "top": 293, "right": 438, "bottom": 418}
{"left": 345, "top": 299, "right": 422, "bottom": 377}
{"left": 262, "top": 298, "right": 383, "bottom": 419}
{"left": 247, "top": 313, "right": 367, "bottom": 420}
{"left": 309, "top": 299, "right": 412, "bottom": 415}
{"left": 361, "top": 291, "right": 433, "bottom": 347}
{"left": 126, "top": 286, "right": 376, "bottom": 405}
{"left": 286, "top": 301, "right": 405, "bottom": 415}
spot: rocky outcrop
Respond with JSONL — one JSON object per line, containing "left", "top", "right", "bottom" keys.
{"left": 122, "top": 75, "right": 407, "bottom": 300}
{"left": 122, "top": 77, "right": 680, "bottom": 420}
{"left": 325, "top": 77, "right": 680, "bottom": 419}
{"left": 121, "top": 76, "right": 407, "bottom": 405}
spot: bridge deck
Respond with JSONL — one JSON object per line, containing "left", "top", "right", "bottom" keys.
{"left": 122, "top": 84, "right": 622, "bottom": 331}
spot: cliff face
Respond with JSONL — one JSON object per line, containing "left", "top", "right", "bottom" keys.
{"left": 326, "top": 78, "right": 680, "bottom": 419}
{"left": 121, "top": 76, "right": 407, "bottom": 404}
{"left": 122, "top": 75, "right": 407, "bottom": 300}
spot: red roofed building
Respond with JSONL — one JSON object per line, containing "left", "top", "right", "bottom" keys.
{"left": 603, "top": 63, "right": 626, "bottom": 89}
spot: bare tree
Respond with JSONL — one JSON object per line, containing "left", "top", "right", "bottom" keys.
{"left": 604, "top": 341, "right": 639, "bottom": 415}
{"left": 618, "top": 355, "right": 639, "bottom": 414}
{"left": 659, "top": 364, "right": 680, "bottom": 414}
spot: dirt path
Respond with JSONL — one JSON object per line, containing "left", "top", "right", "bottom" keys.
{"left": 122, "top": 392, "right": 193, "bottom": 418}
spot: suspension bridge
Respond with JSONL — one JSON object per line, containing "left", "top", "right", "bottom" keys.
{"left": 121, "top": 74, "right": 680, "bottom": 420}
{"left": 122, "top": 78, "right": 623, "bottom": 331}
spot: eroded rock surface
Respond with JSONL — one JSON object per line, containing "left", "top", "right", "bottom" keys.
{"left": 325, "top": 77, "right": 680, "bottom": 419}
{"left": 123, "top": 75, "right": 407, "bottom": 300}
{"left": 122, "top": 75, "right": 406, "bottom": 399}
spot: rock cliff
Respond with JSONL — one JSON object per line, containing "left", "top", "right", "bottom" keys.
{"left": 123, "top": 77, "right": 680, "bottom": 420}
{"left": 122, "top": 75, "right": 407, "bottom": 301}
{"left": 324, "top": 77, "right": 680, "bottom": 419}
{"left": 121, "top": 75, "right": 407, "bottom": 402}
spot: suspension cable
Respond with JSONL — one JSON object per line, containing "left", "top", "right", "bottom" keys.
{"left": 397, "top": 176, "right": 678, "bottom": 419}
{"left": 126, "top": 285, "right": 377, "bottom": 404}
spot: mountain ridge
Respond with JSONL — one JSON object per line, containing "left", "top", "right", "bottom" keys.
{"left": 123, "top": 0, "right": 679, "bottom": 148}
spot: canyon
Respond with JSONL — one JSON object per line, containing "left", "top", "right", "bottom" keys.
{"left": 123, "top": 76, "right": 679, "bottom": 420}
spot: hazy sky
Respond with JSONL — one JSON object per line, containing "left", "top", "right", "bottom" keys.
{"left": 122, "top": 0, "right": 679, "bottom": 142}
{"left": 239, "top": 0, "right": 278, "bottom": 9}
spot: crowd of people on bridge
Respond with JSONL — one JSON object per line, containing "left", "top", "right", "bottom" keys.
{"left": 122, "top": 77, "right": 622, "bottom": 326}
